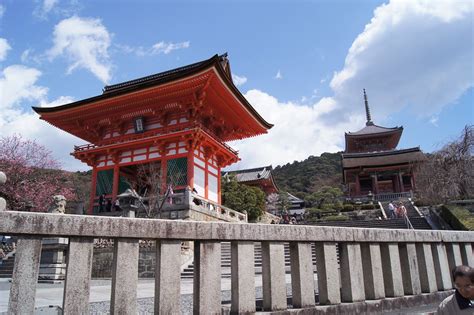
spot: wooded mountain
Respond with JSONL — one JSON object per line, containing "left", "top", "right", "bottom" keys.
{"left": 272, "top": 152, "right": 343, "bottom": 201}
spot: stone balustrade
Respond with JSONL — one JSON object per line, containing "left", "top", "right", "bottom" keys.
{"left": 161, "top": 188, "right": 248, "bottom": 222}
{"left": 0, "top": 210, "right": 473, "bottom": 314}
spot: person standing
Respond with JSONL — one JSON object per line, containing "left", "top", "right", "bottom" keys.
{"left": 98, "top": 193, "right": 105, "bottom": 213}
{"left": 388, "top": 201, "right": 396, "bottom": 219}
{"left": 437, "top": 265, "right": 474, "bottom": 314}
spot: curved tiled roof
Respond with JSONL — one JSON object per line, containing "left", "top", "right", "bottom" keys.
{"left": 32, "top": 54, "right": 273, "bottom": 130}
{"left": 222, "top": 166, "right": 273, "bottom": 182}
{"left": 346, "top": 124, "right": 402, "bottom": 136}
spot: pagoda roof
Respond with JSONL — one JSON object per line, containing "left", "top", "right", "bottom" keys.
{"left": 222, "top": 165, "right": 274, "bottom": 182}
{"left": 346, "top": 123, "right": 403, "bottom": 137}
{"left": 32, "top": 54, "right": 272, "bottom": 143}
{"left": 287, "top": 192, "right": 304, "bottom": 204}
{"left": 341, "top": 147, "right": 425, "bottom": 169}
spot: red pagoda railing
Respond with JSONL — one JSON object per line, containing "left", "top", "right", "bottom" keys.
{"left": 73, "top": 123, "right": 239, "bottom": 156}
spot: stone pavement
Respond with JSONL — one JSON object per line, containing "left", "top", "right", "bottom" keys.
{"left": 0, "top": 275, "right": 297, "bottom": 314}
{"left": 0, "top": 276, "right": 443, "bottom": 314}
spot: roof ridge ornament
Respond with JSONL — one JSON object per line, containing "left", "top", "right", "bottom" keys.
{"left": 364, "top": 89, "right": 374, "bottom": 126}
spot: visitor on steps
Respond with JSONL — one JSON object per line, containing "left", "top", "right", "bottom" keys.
{"left": 388, "top": 201, "right": 395, "bottom": 219}
{"left": 437, "top": 265, "right": 474, "bottom": 314}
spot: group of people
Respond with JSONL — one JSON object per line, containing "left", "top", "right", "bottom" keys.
{"left": 387, "top": 200, "right": 407, "bottom": 219}
{"left": 98, "top": 194, "right": 121, "bottom": 212}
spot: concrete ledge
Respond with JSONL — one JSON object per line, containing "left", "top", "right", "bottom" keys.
{"left": 255, "top": 291, "right": 453, "bottom": 314}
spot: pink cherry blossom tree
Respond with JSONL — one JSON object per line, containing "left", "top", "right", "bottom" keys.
{"left": 0, "top": 134, "right": 76, "bottom": 212}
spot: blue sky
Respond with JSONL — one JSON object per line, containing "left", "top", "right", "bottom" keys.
{"left": 0, "top": 0, "right": 472, "bottom": 171}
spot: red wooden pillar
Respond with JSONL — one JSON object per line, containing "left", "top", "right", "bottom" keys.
{"left": 112, "top": 164, "right": 120, "bottom": 203}
{"left": 392, "top": 175, "right": 398, "bottom": 193}
{"left": 217, "top": 166, "right": 222, "bottom": 205}
{"left": 372, "top": 174, "right": 379, "bottom": 195}
{"left": 204, "top": 156, "right": 209, "bottom": 199}
{"left": 398, "top": 173, "right": 404, "bottom": 192}
{"left": 161, "top": 158, "right": 167, "bottom": 194}
{"left": 355, "top": 174, "right": 361, "bottom": 196}
{"left": 88, "top": 167, "right": 98, "bottom": 214}
{"left": 187, "top": 150, "right": 194, "bottom": 189}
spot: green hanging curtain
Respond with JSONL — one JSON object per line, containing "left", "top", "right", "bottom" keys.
{"left": 96, "top": 169, "right": 113, "bottom": 196}
{"left": 167, "top": 157, "right": 187, "bottom": 187}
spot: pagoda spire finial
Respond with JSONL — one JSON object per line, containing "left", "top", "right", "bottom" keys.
{"left": 363, "top": 89, "right": 373, "bottom": 126}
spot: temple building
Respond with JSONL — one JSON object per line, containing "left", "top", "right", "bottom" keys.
{"left": 222, "top": 166, "right": 278, "bottom": 195}
{"left": 222, "top": 166, "right": 305, "bottom": 216}
{"left": 33, "top": 54, "right": 272, "bottom": 214}
{"left": 341, "top": 90, "right": 425, "bottom": 199}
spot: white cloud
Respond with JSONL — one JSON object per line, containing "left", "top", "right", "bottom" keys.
{"left": 0, "top": 64, "right": 85, "bottom": 171}
{"left": 227, "top": 0, "right": 473, "bottom": 169}
{"left": 0, "top": 38, "right": 11, "bottom": 61}
{"left": 429, "top": 115, "right": 439, "bottom": 127}
{"left": 117, "top": 41, "right": 190, "bottom": 57}
{"left": 0, "top": 5, "right": 5, "bottom": 19}
{"left": 226, "top": 89, "right": 358, "bottom": 170}
{"left": 39, "top": 95, "right": 75, "bottom": 108}
{"left": 329, "top": 0, "right": 473, "bottom": 120}
{"left": 274, "top": 70, "right": 282, "bottom": 79}
{"left": 232, "top": 74, "right": 247, "bottom": 86}
{"left": 47, "top": 16, "right": 112, "bottom": 83}
{"left": 0, "top": 65, "right": 47, "bottom": 111}
{"left": 34, "top": 0, "right": 59, "bottom": 19}
{"left": 151, "top": 41, "right": 190, "bottom": 55}
{"left": 43, "top": 0, "right": 58, "bottom": 14}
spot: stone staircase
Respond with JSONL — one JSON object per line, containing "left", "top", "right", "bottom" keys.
{"left": 181, "top": 242, "right": 317, "bottom": 279}
{"left": 312, "top": 200, "right": 432, "bottom": 230}
{"left": 0, "top": 253, "right": 15, "bottom": 278}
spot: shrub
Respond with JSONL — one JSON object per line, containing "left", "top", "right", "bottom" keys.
{"left": 342, "top": 204, "right": 354, "bottom": 212}
{"left": 361, "top": 204, "right": 377, "bottom": 210}
{"left": 440, "top": 205, "right": 474, "bottom": 231}
{"left": 323, "top": 214, "right": 349, "bottom": 221}
{"left": 333, "top": 201, "right": 343, "bottom": 211}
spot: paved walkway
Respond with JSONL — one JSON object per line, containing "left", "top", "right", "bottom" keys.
{"left": 0, "top": 275, "right": 296, "bottom": 313}
{"left": 0, "top": 277, "right": 441, "bottom": 314}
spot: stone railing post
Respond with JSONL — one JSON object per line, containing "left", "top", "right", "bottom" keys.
{"left": 289, "top": 242, "right": 316, "bottom": 308}
{"left": 194, "top": 241, "right": 222, "bottom": 314}
{"left": 431, "top": 243, "right": 453, "bottom": 290}
{"left": 314, "top": 242, "right": 341, "bottom": 305}
{"left": 8, "top": 237, "right": 43, "bottom": 314}
{"left": 415, "top": 243, "right": 437, "bottom": 293}
{"left": 446, "top": 243, "right": 463, "bottom": 281}
{"left": 380, "top": 243, "right": 404, "bottom": 297}
{"left": 340, "top": 242, "right": 365, "bottom": 302}
{"left": 184, "top": 186, "right": 193, "bottom": 208}
{"left": 399, "top": 243, "right": 421, "bottom": 295}
{"left": 63, "top": 237, "right": 94, "bottom": 313}
{"left": 155, "top": 240, "right": 182, "bottom": 314}
{"left": 231, "top": 241, "right": 256, "bottom": 313}
{"left": 361, "top": 243, "right": 385, "bottom": 299}
{"left": 460, "top": 243, "right": 474, "bottom": 266}
{"left": 262, "top": 241, "right": 287, "bottom": 311}
{"left": 111, "top": 239, "right": 139, "bottom": 314}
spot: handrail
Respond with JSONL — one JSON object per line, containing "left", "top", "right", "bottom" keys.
{"left": 402, "top": 212, "right": 414, "bottom": 230}
{"left": 378, "top": 201, "right": 387, "bottom": 219}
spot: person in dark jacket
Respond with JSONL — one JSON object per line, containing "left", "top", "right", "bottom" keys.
{"left": 437, "top": 265, "right": 474, "bottom": 314}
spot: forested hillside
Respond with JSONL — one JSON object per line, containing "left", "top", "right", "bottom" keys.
{"left": 272, "top": 152, "right": 343, "bottom": 201}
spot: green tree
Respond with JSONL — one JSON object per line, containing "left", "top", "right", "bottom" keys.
{"left": 306, "top": 186, "right": 343, "bottom": 208}
{"left": 221, "top": 175, "right": 266, "bottom": 221}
